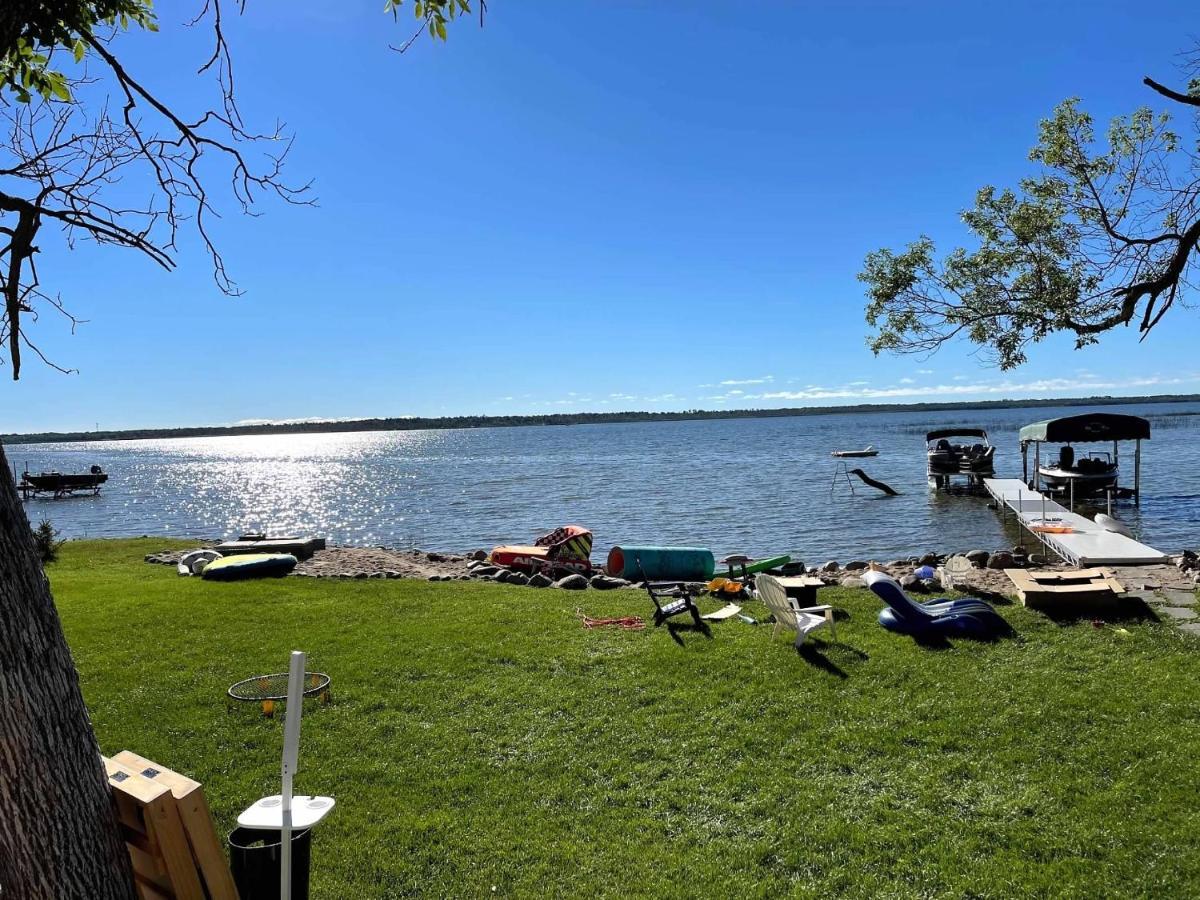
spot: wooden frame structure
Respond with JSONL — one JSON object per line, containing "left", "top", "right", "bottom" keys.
{"left": 104, "top": 754, "right": 238, "bottom": 900}
{"left": 1006, "top": 567, "right": 1126, "bottom": 611}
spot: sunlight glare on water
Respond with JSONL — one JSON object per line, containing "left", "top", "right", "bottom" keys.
{"left": 12, "top": 401, "right": 1200, "bottom": 561}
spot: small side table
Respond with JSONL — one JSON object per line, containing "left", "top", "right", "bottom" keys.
{"left": 774, "top": 575, "right": 826, "bottom": 607}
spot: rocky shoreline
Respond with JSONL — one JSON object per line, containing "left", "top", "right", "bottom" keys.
{"left": 142, "top": 542, "right": 1197, "bottom": 595}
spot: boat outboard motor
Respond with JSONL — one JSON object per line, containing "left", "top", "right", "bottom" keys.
{"left": 90, "top": 465, "right": 103, "bottom": 475}
{"left": 1058, "top": 446, "right": 1074, "bottom": 470}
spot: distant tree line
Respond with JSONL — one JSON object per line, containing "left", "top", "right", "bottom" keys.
{"left": 5, "top": 394, "right": 1199, "bottom": 445}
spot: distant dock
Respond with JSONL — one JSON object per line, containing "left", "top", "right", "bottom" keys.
{"left": 983, "top": 478, "right": 1165, "bottom": 567}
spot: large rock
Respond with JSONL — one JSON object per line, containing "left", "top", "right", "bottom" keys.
{"left": 554, "top": 574, "right": 589, "bottom": 590}
{"left": 472, "top": 565, "right": 500, "bottom": 578}
{"left": 900, "top": 573, "right": 927, "bottom": 593}
{"left": 844, "top": 560, "right": 869, "bottom": 572}
{"left": 507, "top": 572, "right": 530, "bottom": 586}
{"left": 919, "top": 552, "right": 939, "bottom": 567}
{"left": 965, "top": 550, "right": 990, "bottom": 568}
{"left": 987, "top": 551, "right": 1017, "bottom": 570}
{"left": 821, "top": 560, "right": 840, "bottom": 573}
{"left": 590, "top": 574, "right": 628, "bottom": 590}
{"left": 469, "top": 549, "right": 488, "bottom": 561}
{"left": 528, "top": 573, "right": 553, "bottom": 588}
{"left": 839, "top": 575, "right": 865, "bottom": 588}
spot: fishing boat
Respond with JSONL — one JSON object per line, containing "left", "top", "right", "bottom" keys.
{"left": 1018, "top": 413, "right": 1150, "bottom": 500}
{"left": 925, "top": 429, "right": 995, "bottom": 474}
{"left": 1037, "top": 447, "right": 1119, "bottom": 493}
{"left": 831, "top": 446, "right": 878, "bottom": 458}
{"left": 19, "top": 465, "right": 108, "bottom": 498}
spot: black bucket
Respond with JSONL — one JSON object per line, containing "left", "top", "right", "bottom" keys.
{"left": 228, "top": 826, "right": 312, "bottom": 900}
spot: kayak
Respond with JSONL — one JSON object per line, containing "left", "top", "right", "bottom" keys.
{"left": 201, "top": 553, "right": 297, "bottom": 581}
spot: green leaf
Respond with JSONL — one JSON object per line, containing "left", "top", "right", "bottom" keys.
{"left": 73, "top": 39, "right": 86, "bottom": 63}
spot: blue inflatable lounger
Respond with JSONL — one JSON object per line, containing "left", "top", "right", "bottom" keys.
{"left": 862, "top": 571, "right": 1007, "bottom": 640}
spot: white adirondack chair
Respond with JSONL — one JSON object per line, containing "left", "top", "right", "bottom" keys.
{"left": 755, "top": 574, "right": 836, "bottom": 647}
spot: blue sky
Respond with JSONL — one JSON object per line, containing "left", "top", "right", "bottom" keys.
{"left": 5, "top": 1, "right": 1199, "bottom": 432}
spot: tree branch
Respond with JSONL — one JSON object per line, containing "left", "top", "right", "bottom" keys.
{"left": 1143, "top": 76, "right": 1200, "bottom": 108}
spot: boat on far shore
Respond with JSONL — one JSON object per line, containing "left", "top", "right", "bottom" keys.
{"left": 831, "top": 446, "right": 878, "bottom": 458}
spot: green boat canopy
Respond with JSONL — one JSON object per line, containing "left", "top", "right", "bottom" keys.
{"left": 1018, "top": 412, "right": 1150, "bottom": 445}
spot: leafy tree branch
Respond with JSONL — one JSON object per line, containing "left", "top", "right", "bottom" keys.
{"left": 862, "top": 56, "right": 1200, "bottom": 370}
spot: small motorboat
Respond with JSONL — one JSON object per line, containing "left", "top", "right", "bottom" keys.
{"left": 831, "top": 446, "right": 878, "bottom": 458}
{"left": 926, "top": 429, "right": 995, "bottom": 474}
{"left": 19, "top": 465, "right": 108, "bottom": 498}
{"left": 1038, "top": 446, "right": 1118, "bottom": 494}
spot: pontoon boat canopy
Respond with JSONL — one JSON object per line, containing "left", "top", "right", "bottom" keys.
{"left": 926, "top": 428, "right": 988, "bottom": 441}
{"left": 1018, "top": 413, "right": 1150, "bottom": 445}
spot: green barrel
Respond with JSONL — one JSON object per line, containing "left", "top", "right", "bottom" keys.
{"left": 607, "top": 546, "right": 715, "bottom": 581}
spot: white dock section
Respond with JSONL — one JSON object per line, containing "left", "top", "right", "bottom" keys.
{"left": 983, "top": 478, "right": 1166, "bottom": 567}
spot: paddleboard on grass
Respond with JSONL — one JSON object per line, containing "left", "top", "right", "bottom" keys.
{"left": 201, "top": 553, "right": 297, "bottom": 581}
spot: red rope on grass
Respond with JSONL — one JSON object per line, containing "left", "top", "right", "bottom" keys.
{"left": 575, "top": 608, "right": 646, "bottom": 630}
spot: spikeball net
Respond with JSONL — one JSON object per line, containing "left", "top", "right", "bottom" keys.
{"left": 228, "top": 672, "right": 331, "bottom": 715}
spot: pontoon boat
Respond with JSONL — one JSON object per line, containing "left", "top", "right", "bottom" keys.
{"left": 925, "top": 429, "right": 995, "bottom": 474}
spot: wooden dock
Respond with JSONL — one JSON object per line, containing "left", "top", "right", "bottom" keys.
{"left": 983, "top": 478, "right": 1166, "bottom": 567}
{"left": 212, "top": 536, "right": 326, "bottom": 560}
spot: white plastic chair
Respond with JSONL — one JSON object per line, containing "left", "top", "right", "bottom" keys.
{"left": 755, "top": 574, "right": 836, "bottom": 648}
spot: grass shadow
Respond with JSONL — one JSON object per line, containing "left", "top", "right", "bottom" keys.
{"left": 664, "top": 620, "right": 712, "bottom": 646}
{"left": 1036, "top": 595, "right": 1161, "bottom": 626}
{"left": 796, "top": 642, "right": 848, "bottom": 678}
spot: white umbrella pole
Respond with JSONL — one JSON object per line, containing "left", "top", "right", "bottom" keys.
{"left": 281, "top": 651, "right": 306, "bottom": 900}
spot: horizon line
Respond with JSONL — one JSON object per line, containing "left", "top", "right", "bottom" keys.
{"left": 4, "top": 392, "right": 1199, "bottom": 445}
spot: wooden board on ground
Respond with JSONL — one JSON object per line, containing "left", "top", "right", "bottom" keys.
{"left": 1006, "top": 568, "right": 1126, "bottom": 610}
{"left": 104, "top": 757, "right": 206, "bottom": 900}
{"left": 113, "top": 751, "right": 239, "bottom": 900}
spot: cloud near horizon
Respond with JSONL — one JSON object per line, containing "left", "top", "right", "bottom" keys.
{"left": 716, "top": 375, "right": 774, "bottom": 386}
{"left": 738, "top": 374, "right": 1199, "bottom": 403}
{"left": 526, "top": 373, "right": 1200, "bottom": 413}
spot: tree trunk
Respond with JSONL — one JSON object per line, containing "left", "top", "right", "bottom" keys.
{"left": 0, "top": 444, "right": 135, "bottom": 899}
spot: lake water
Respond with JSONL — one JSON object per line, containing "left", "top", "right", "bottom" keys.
{"left": 8, "top": 402, "right": 1200, "bottom": 562}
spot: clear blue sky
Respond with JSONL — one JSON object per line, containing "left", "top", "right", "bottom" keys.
{"left": 6, "top": 1, "right": 1199, "bottom": 432}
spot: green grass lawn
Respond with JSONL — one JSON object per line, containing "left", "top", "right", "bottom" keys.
{"left": 52, "top": 539, "right": 1200, "bottom": 898}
